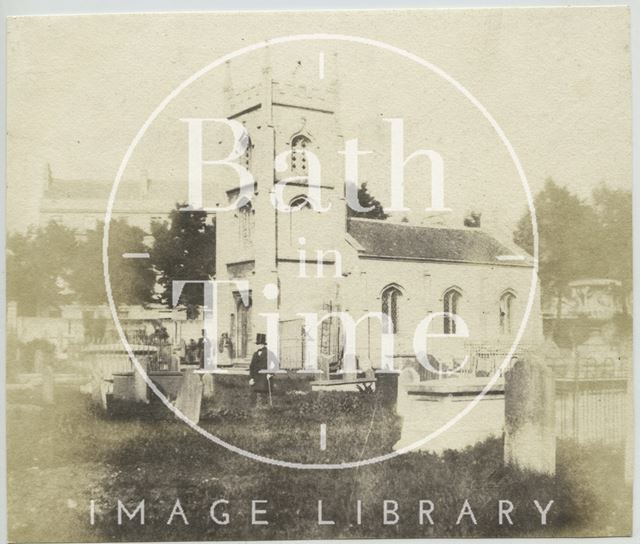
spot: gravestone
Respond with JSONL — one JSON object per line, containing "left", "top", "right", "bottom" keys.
{"left": 504, "top": 357, "right": 556, "bottom": 475}
{"left": 132, "top": 356, "right": 149, "bottom": 403}
{"left": 317, "top": 354, "right": 331, "bottom": 380}
{"left": 175, "top": 372, "right": 203, "bottom": 423}
{"left": 41, "top": 366, "right": 54, "bottom": 404}
{"left": 376, "top": 372, "right": 399, "bottom": 409}
{"left": 201, "top": 372, "right": 214, "bottom": 399}
{"left": 113, "top": 357, "right": 149, "bottom": 403}
{"left": 7, "top": 301, "right": 17, "bottom": 333}
{"left": 34, "top": 349, "right": 45, "bottom": 374}
{"left": 99, "top": 380, "right": 109, "bottom": 411}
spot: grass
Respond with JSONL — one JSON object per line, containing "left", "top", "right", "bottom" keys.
{"left": 6, "top": 387, "right": 632, "bottom": 542}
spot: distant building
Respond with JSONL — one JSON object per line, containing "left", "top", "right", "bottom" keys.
{"left": 30, "top": 170, "right": 186, "bottom": 347}
{"left": 39, "top": 169, "right": 182, "bottom": 233}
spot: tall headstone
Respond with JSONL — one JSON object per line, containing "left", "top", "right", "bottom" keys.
{"left": 504, "top": 357, "right": 556, "bottom": 475}
{"left": 132, "top": 356, "right": 149, "bottom": 403}
{"left": 201, "top": 372, "right": 214, "bottom": 399}
{"left": 41, "top": 366, "right": 54, "bottom": 405}
{"left": 376, "top": 372, "right": 399, "bottom": 410}
{"left": 317, "top": 354, "right": 331, "bottom": 380}
{"left": 175, "top": 372, "right": 203, "bottom": 424}
{"left": 7, "top": 301, "right": 18, "bottom": 333}
{"left": 34, "top": 349, "right": 45, "bottom": 374}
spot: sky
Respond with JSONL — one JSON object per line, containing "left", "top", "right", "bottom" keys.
{"left": 6, "top": 7, "right": 633, "bottom": 235}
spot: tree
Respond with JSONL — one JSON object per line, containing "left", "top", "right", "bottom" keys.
{"left": 347, "top": 182, "right": 388, "bottom": 220}
{"left": 590, "top": 184, "right": 632, "bottom": 313}
{"left": 70, "top": 219, "right": 155, "bottom": 306}
{"left": 7, "top": 221, "right": 78, "bottom": 315}
{"left": 513, "top": 178, "right": 598, "bottom": 327}
{"left": 149, "top": 204, "right": 216, "bottom": 319}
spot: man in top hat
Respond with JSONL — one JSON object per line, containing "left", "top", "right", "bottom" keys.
{"left": 249, "top": 333, "right": 272, "bottom": 407}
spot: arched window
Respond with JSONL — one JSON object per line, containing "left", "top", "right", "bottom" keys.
{"left": 443, "top": 288, "right": 462, "bottom": 334}
{"left": 381, "top": 285, "right": 403, "bottom": 334}
{"left": 291, "top": 135, "right": 311, "bottom": 175}
{"left": 239, "top": 132, "right": 252, "bottom": 169}
{"left": 289, "top": 195, "right": 312, "bottom": 211}
{"left": 238, "top": 201, "right": 254, "bottom": 245}
{"left": 288, "top": 195, "right": 311, "bottom": 243}
{"left": 499, "top": 291, "right": 516, "bottom": 335}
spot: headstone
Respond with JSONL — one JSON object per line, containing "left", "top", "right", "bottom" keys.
{"left": 175, "top": 372, "right": 203, "bottom": 423}
{"left": 99, "top": 380, "right": 109, "bottom": 412}
{"left": 201, "top": 372, "right": 214, "bottom": 399}
{"left": 34, "top": 349, "right": 45, "bottom": 374}
{"left": 317, "top": 354, "right": 331, "bottom": 380}
{"left": 42, "top": 366, "right": 54, "bottom": 404}
{"left": 504, "top": 357, "right": 556, "bottom": 475}
{"left": 132, "top": 356, "right": 149, "bottom": 403}
{"left": 7, "top": 301, "right": 17, "bottom": 333}
{"left": 376, "top": 372, "right": 399, "bottom": 409}
{"left": 113, "top": 355, "right": 150, "bottom": 403}
{"left": 91, "top": 365, "right": 103, "bottom": 407}
{"left": 170, "top": 354, "right": 180, "bottom": 371}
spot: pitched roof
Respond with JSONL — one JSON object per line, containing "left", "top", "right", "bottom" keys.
{"left": 347, "top": 218, "right": 531, "bottom": 266}
{"left": 40, "top": 177, "right": 187, "bottom": 213}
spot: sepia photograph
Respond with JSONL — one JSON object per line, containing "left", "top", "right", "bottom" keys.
{"left": 2, "top": 3, "right": 636, "bottom": 542}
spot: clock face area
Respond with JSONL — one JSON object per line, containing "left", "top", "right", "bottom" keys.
{"left": 105, "top": 36, "right": 537, "bottom": 468}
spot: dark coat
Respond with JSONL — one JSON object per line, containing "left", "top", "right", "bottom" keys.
{"left": 249, "top": 346, "right": 271, "bottom": 393}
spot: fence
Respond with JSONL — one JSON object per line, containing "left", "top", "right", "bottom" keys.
{"left": 504, "top": 348, "right": 632, "bottom": 475}
{"left": 553, "top": 353, "right": 631, "bottom": 445}
{"left": 556, "top": 377, "right": 628, "bottom": 444}
{"left": 279, "top": 318, "right": 306, "bottom": 370}
{"left": 459, "top": 342, "right": 533, "bottom": 377}
{"left": 278, "top": 307, "right": 343, "bottom": 371}
{"left": 276, "top": 331, "right": 537, "bottom": 377}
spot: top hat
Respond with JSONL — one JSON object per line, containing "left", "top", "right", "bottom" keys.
{"left": 255, "top": 333, "right": 267, "bottom": 345}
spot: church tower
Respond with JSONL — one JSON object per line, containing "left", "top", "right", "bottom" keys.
{"left": 214, "top": 48, "right": 345, "bottom": 362}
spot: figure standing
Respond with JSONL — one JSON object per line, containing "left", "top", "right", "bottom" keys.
{"left": 249, "top": 333, "right": 272, "bottom": 407}
{"left": 218, "top": 332, "right": 234, "bottom": 366}
{"left": 198, "top": 329, "right": 212, "bottom": 369}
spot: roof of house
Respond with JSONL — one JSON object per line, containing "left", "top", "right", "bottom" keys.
{"left": 346, "top": 218, "right": 531, "bottom": 266}
{"left": 40, "top": 177, "right": 187, "bottom": 213}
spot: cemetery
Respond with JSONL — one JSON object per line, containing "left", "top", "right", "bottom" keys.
{"left": 6, "top": 376, "right": 631, "bottom": 541}
{"left": 7, "top": 320, "right": 632, "bottom": 474}
{"left": 5, "top": 281, "right": 633, "bottom": 540}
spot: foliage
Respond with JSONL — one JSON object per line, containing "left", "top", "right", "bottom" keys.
{"left": 347, "top": 182, "right": 388, "bottom": 220}
{"left": 6, "top": 390, "right": 631, "bottom": 542}
{"left": 7, "top": 204, "right": 216, "bottom": 314}
{"left": 589, "top": 184, "right": 633, "bottom": 311}
{"left": 149, "top": 204, "right": 216, "bottom": 319}
{"left": 70, "top": 219, "right": 155, "bottom": 306}
{"left": 6, "top": 221, "right": 78, "bottom": 315}
{"left": 514, "top": 179, "right": 632, "bottom": 342}
{"left": 513, "top": 179, "right": 601, "bottom": 317}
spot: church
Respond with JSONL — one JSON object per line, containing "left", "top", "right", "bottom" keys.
{"left": 209, "top": 54, "right": 543, "bottom": 374}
